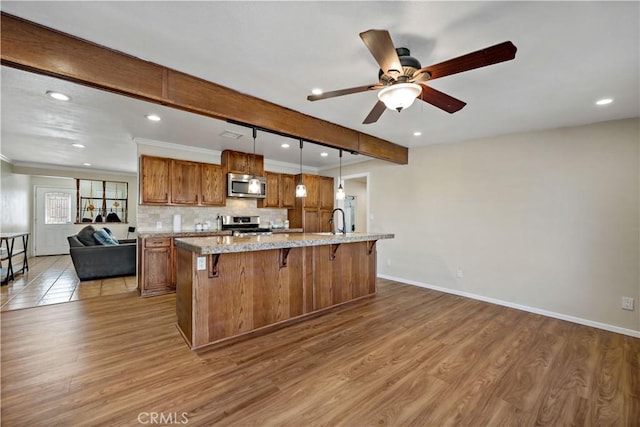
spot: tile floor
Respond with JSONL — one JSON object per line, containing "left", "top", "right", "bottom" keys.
{"left": 0, "top": 254, "right": 137, "bottom": 311}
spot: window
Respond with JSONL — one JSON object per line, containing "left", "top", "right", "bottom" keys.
{"left": 76, "top": 179, "right": 128, "bottom": 223}
{"left": 45, "top": 192, "right": 72, "bottom": 225}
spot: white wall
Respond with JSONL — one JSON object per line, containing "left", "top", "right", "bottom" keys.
{"left": 336, "top": 118, "right": 639, "bottom": 335}
{"left": 1, "top": 160, "right": 31, "bottom": 234}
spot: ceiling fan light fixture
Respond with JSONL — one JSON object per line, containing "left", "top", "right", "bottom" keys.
{"left": 377, "top": 83, "right": 422, "bottom": 112}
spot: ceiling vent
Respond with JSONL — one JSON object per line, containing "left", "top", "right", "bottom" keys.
{"left": 220, "top": 130, "right": 244, "bottom": 139}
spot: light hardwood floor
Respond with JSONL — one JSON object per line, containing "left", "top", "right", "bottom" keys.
{"left": 1, "top": 278, "right": 638, "bottom": 426}
{"left": 0, "top": 255, "right": 136, "bottom": 311}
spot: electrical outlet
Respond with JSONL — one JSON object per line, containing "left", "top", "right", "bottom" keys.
{"left": 386, "top": 258, "right": 391, "bottom": 266}
{"left": 156, "top": 221, "right": 162, "bottom": 229}
{"left": 197, "top": 257, "right": 206, "bottom": 271}
{"left": 621, "top": 297, "right": 635, "bottom": 311}
{"left": 456, "top": 269, "right": 464, "bottom": 278}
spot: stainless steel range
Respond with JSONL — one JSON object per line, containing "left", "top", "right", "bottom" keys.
{"left": 221, "top": 215, "right": 272, "bottom": 237}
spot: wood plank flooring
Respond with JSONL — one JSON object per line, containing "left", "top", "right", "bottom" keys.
{"left": 1, "top": 278, "right": 638, "bottom": 426}
{"left": 0, "top": 255, "right": 136, "bottom": 311}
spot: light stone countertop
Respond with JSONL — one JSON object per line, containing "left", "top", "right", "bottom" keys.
{"left": 174, "top": 232, "right": 395, "bottom": 255}
{"left": 138, "top": 228, "right": 303, "bottom": 239}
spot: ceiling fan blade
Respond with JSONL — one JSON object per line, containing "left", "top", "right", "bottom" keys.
{"left": 414, "top": 41, "right": 517, "bottom": 81}
{"left": 359, "top": 29, "right": 403, "bottom": 78}
{"left": 307, "top": 84, "right": 381, "bottom": 101}
{"left": 418, "top": 84, "right": 466, "bottom": 113}
{"left": 363, "top": 101, "right": 386, "bottom": 124}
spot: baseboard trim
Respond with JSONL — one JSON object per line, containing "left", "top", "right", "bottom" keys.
{"left": 377, "top": 274, "right": 640, "bottom": 338}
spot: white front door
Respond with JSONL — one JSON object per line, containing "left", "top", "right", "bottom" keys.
{"left": 34, "top": 186, "right": 76, "bottom": 256}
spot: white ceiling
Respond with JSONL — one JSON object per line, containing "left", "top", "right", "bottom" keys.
{"left": 1, "top": 1, "right": 638, "bottom": 175}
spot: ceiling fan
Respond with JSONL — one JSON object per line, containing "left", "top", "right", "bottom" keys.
{"left": 307, "top": 30, "right": 517, "bottom": 124}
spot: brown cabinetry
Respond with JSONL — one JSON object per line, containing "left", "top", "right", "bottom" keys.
{"left": 139, "top": 155, "right": 225, "bottom": 206}
{"left": 139, "top": 237, "right": 174, "bottom": 296}
{"left": 200, "top": 163, "right": 225, "bottom": 206}
{"left": 171, "top": 160, "right": 200, "bottom": 205}
{"left": 258, "top": 172, "right": 296, "bottom": 209}
{"left": 288, "top": 174, "right": 334, "bottom": 232}
{"left": 140, "top": 156, "right": 170, "bottom": 204}
{"left": 221, "top": 149, "right": 264, "bottom": 176}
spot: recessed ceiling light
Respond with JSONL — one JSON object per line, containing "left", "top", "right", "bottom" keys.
{"left": 595, "top": 98, "right": 613, "bottom": 106}
{"left": 413, "top": 131, "right": 422, "bottom": 136}
{"left": 146, "top": 114, "right": 161, "bottom": 121}
{"left": 72, "top": 143, "right": 85, "bottom": 148}
{"left": 281, "top": 143, "right": 290, "bottom": 148}
{"left": 320, "top": 152, "right": 328, "bottom": 157}
{"left": 46, "top": 91, "right": 70, "bottom": 101}
{"left": 82, "top": 162, "right": 92, "bottom": 166}
{"left": 311, "top": 88, "right": 323, "bottom": 95}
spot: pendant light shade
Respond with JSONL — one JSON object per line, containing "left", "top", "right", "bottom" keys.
{"left": 336, "top": 149, "right": 345, "bottom": 200}
{"left": 247, "top": 128, "right": 261, "bottom": 194}
{"left": 296, "top": 139, "right": 307, "bottom": 198}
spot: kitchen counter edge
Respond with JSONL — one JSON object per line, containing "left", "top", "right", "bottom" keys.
{"left": 137, "top": 228, "right": 303, "bottom": 239}
{"left": 174, "top": 232, "right": 395, "bottom": 254}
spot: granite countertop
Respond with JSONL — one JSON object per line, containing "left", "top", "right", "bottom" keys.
{"left": 138, "top": 228, "right": 303, "bottom": 239}
{"left": 174, "top": 232, "right": 395, "bottom": 254}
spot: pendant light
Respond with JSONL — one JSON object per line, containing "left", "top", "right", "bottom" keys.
{"left": 295, "top": 139, "right": 307, "bottom": 198}
{"left": 336, "top": 149, "right": 345, "bottom": 200}
{"left": 247, "top": 128, "right": 261, "bottom": 194}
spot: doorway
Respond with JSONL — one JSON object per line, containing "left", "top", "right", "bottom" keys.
{"left": 34, "top": 186, "right": 76, "bottom": 256}
{"left": 339, "top": 174, "right": 369, "bottom": 233}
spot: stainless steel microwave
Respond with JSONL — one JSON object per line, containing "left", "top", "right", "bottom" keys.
{"left": 227, "top": 173, "right": 267, "bottom": 199}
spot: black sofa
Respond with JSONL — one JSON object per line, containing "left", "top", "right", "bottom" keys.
{"left": 67, "top": 226, "right": 137, "bottom": 281}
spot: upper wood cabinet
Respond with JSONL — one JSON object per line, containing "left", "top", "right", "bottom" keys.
{"left": 171, "top": 160, "right": 200, "bottom": 205}
{"left": 318, "top": 176, "right": 334, "bottom": 210}
{"left": 139, "top": 155, "right": 225, "bottom": 206}
{"left": 221, "top": 150, "right": 264, "bottom": 176}
{"left": 280, "top": 174, "right": 296, "bottom": 208}
{"left": 258, "top": 172, "right": 296, "bottom": 209}
{"left": 200, "top": 163, "right": 225, "bottom": 206}
{"left": 288, "top": 174, "right": 334, "bottom": 231}
{"left": 140, "top": 156, "right": 171, "bottom": 204}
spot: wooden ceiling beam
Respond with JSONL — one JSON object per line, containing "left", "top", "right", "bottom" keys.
{"left": 0, "top": 13, "right": 408, "bottom": 165}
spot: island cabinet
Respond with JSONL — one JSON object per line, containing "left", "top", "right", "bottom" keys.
{"left": 258, "top": 172, "right": 296, "bottom": 208}
{"left": 288, "top": 174, "right": 334, "bottom": 232}
{"left": 174, "top": 234, "right": 389, "bottom": 350}
{"left": 139, "top": 155, "right": 225, "bottom": 206}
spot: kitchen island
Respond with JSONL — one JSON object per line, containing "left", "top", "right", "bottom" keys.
{"left": 174, "top": 232, "right": 393, "bottom": 349}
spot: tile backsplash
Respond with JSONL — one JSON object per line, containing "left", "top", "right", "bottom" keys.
{"left": 137, "top": 198, "right": 288, "bottom": 232}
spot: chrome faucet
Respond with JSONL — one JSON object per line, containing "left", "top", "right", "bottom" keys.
{"left": 329, "top": 208, "right": 346, "bottom": 235}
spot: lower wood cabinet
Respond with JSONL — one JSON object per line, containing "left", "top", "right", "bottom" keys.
{"left": 138, "top": 237, "right": 174, "bottom": 296}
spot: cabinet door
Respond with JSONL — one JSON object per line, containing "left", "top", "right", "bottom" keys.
{"left": 143, "top": 247, "right": 172, "bottom": 292}
{"left": 319, "top": 210, "right": 334, "bottom": 233}
{"left": 140, "top": 156, "right": 170, "bottom": 204}
{"left": 200, "top": 163, "right": 225, "bottom": 206}
{"left": 280, "top": 174, "right": 296, "bottom": 208}
{"left": 223, "top": 150, "right": 249, "bottom": 174}
{"left": 319, "top": 176, "right": 334, "bottom": 210}
{"left": 259, "top": 172, "right": 280, "bottom": 207}
{"left": 249, "top": 153, "right": 265, "bottom": 176}
{"left": 304, "top": 209, "right": 320, "bottom": 233}
{"left": 171, "top": 160, "right": 200, "bottom": 205}
{"left": 302, "top": 174, "right": 319, "bottom": 208}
